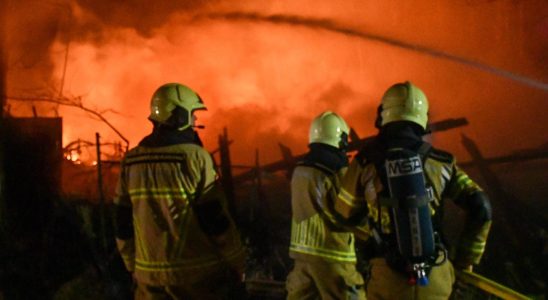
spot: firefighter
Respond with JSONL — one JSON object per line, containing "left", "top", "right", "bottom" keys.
{"left": 286, "top": 111, "right": 366, "bottom": 300}
{"left": 335, "top": 81, "right": 492, "bottom": 300}
{"left": 113, "top": 83, "right": 245, "bottom": 300}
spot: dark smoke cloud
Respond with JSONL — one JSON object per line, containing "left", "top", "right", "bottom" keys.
{"left": 71, "top": 0, "right": 220, "bottom": 38}
{"left": 5, "top": 0, "right": 69, "bottom": 95}
{"left": 5, "top": 0, "right": 219, "bottom": 96}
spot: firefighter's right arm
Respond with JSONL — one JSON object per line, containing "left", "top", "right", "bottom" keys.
{"left": 190, "top": 150, "right": 232, "bottom": 237}
{"left": 191, "top": 150, "right": 245, "bottom": 277}
{"left": 193, "top": 183, "right": 231, "bottom": 237}
{"left": 334, "top": 158, "right": 371, "bottom": 240}
{"left": 113, "top": 161, "right": 135, "bottom": 272}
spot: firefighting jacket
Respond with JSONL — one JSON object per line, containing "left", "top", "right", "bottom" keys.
{"left": 114, "top": 142, "right": 244, "bottom": 285}
{"left": 289, "top": 146, "right": 357, "bottom": 263}
{"left": 336, "top": 137, "right": 492, "bottom": 268}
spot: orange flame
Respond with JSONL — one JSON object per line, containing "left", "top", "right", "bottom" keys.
{"left": 5, "top": 1, "right": 548, "bottom": 166}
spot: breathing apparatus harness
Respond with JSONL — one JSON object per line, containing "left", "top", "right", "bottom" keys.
{"left": 364, "top": 139, "right": 447, "bottom": 286}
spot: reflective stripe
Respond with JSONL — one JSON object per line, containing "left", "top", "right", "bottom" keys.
{"left": 129, "top": 187, "right": 189, "bottom": 199}
{"left": 368, "top": 204, "right": 392, "bottom": 234}
{"left": 289, "top": 244, "right": 356, "bottom": 262}
{"left": 440, "top": 165, "right": 451, "bottom": 183}
{"left": 135, "top": 247, "right": 244, "bottom": 271}
{"left": 125, "top": 152, "right": 186, "bottom": 166}
{"left": 135, "top": 258, "right": 220, "bottom": 271}
{"left": 457, "top": 176, "right": 474, "bottom": 189}
{"left": 120, "top": 144, "right": 245, "bottom": 281}
{"left": 460, "top": 240, "right": 487, "bottom": 252}
{"left": 338, "top": 187, "right": 356, "bottom": 206}
{"left": 121, "top": 254, "right": 133, "bottom": 265}
{"left": 291, "top": 216, "right": 325, "bottom": 248}
{"left": 130, "top": 187, "right": 193, "bottom": 260}
{"left": 290, "top": 215, "right": 356, "bottom": 262}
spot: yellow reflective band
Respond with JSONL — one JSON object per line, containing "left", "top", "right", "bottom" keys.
{"left": 380, "top": 207, "right": 392, "bottom": 233}
{"left": 468, "top": 244, "right": 487, "bottom": 252}
{"left": 135, "top": 247, "right": 244, "bottom": 271}
{"left": 440, "top": 166, "right": 451, "bottom": 182}
{"left": 456, "top": 173, "right": 473, "bottom": 187}
{"left": 338, "top": 188, "right": 356, "bottom": 206}
{"left": 368, "top": 204, "right": 379, "bottom": 222}
{"left": 472, "top": 241, "right": 487, "bottom": 246}
{"left": 125, "top": 153, "right": 186, "bottom": 165}
{"left": 135, "top": 259, "right": 220, "bottom": 271}
{"left": 121, "top": 254, "right": 133, "bottom": 263}
{"left": 460, "top": 238, "right": 487, "bottom": 247}
{"left": 291, "top": 216, "right": 326, "bottom": 248}
{"left": 129, "top": 187, "right": 188, "bottom": 199}
{"left": 290, "top": 215, "right": 356, "bottom": 262}
{"left": 368, "top": 204, "right": 392, "bottom": 234}
{"left": 289, "top": 244, "right": 356, "bottom": 262}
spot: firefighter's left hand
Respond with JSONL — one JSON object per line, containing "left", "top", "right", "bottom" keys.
{"left": 454, "top": 260, "right": 474, "bottom": 272}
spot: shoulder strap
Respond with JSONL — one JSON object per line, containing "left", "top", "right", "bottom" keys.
{"left": 417, "top": 142, "right": 432, "bottom": 158}
{"left": 296, "top": 160, "right": 339, "bottom": 196}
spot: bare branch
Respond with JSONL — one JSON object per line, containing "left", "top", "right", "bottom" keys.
{"left": 5, "top": 94, "right": 130, "bottom": 151}
{"left": 99, "top": 108, "right": 124, "bottom": 116}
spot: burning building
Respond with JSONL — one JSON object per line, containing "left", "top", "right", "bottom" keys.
{"left": 1, "top": 0, "right": 546, "bottom": 298}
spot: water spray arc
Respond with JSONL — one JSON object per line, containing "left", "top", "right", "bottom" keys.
{"left": 195, "top": 12, "right": 548, "bottom": 92}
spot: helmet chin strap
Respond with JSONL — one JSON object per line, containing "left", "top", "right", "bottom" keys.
{"left": 339, "top": 132, "right": 349, "bottom": 151}
{"left": 375, "top": 104, "right": 383, "bottom": 129}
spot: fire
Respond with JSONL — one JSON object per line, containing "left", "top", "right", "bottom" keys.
{"left": 5, "top": 1, "right": 548, "bottom": 167}
{"left": 66, "top": 152, "right": 80, "bottom": 162}
{"left": 49, "top": 14, "right": 387, "bottom": 165}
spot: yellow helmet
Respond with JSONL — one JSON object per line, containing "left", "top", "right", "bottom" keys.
{"left": 380, "top": 81, "right": 428, "bottom": 130}
{"left": 148, "top": 83, "right": 206, "bottom": 130}
{"left": 309, "top": 111, "right": 349, "bottom": 149}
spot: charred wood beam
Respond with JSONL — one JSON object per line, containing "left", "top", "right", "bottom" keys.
{"left": 218, "top": 127, "right": 237, "bottom": 220}
{"left": 460, "top": 134, "right": 546, "bottom": 248}
{"left": 461, "top": 148, "right": 548, "bottom": 167}
{"left": 233, "top": 118, "right": 468, "bottom": 184}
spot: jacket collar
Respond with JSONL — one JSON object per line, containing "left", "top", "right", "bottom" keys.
{"left": 139, "top": 126, "right": 203, "bottom": 147}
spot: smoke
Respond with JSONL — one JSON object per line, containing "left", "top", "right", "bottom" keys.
{"left": 4, "top": 0, "right": 548, "bottom": 166}
{"left": 73, "top": 1, "right": 212, "bottom": 34}
{"left": 195, "top": 11, "right": 548, "bottom": 91}
{"left": 5, "top": 1, "right": 66, "bottom": 97}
